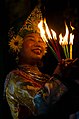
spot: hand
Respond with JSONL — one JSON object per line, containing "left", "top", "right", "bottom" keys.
{"left": 60, "top": 58, "right": 77, "bottom": 67}
{"left": 44, "top": 82, "right": 53, "bottom": 94}
{"left": 51, "top": 58, "right": 79, "bottom": 89}
{"left": 53, "top": 58, "right": 78, "bottom": 75}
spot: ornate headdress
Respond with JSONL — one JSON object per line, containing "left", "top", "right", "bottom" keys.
{"left": 8, "top": 4, "right": 43, "bottom": 54}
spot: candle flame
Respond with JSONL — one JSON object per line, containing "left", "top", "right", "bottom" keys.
{"left": 64, "top": 22, "right": 69, "bottom": 44}
{"left": 59, "top": 22, "right": 69, "bottom": 45}
{"left": 70, "top": 22, "right": 75, "bottom": 31}
{"left": 38, "top": 20, "right": 48, "bottom": 43}
{"left": 44, "top": 18, "right": 52, "bottom": 39}
{"left": 51, "top": 29, "right": 57, "bottom": 40}
{"left": 59, "top": 33, "right": 63, "bottom": 45}
{"left": 38, "top": 19, "right": 75, "bottom": 60}
{"left": 69, "top": 33, "right": 74, "bottom": 45}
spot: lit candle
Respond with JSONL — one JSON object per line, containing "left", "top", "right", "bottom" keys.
{"left": 51, "top": 29, "right": 61, "bottom": 61}
{"left": 64, "top": 22, "right": 69, "bottom": 58}
{"left": 70, "top": 44, "right": 72, "bottom": 59}
{"left": 69, "top": 33, "right": 74, "bottom": 59}
{"left": 59, "top": 33, "right": 67, "bottom": 58}
{"left": 38, "top": 20, "right": 48, "bottom": 43}
{"left": 38, "top": 19, "right": 58, "bottom": 61}
{"left": 59, "top": 22, "right": 70, "bottom": 59}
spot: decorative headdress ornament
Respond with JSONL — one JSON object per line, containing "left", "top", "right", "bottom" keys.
{"left": 8, "top": 4, "right": 43, "bottom": 54}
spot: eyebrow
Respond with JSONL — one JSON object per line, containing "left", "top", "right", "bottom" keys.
{"left": 27, "top": 36, "right": 35, "bottom": 38}
{"left": 27, "top": 35, "right": 42, "bottom": 39}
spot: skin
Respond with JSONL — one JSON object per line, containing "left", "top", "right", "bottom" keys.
{"left": 20, "top": 32, "right": 47, "bottom": 65}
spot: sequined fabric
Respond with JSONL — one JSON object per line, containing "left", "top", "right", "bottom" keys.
{"left": 4, "top": 64, "right": 67, "bottom": 119}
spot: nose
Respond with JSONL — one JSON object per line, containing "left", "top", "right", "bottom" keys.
{"left": 34, "top": 39, "right": 42, "bottom": 47}
{"left": 36, "top": 38, "right": 43, "bottom": 43}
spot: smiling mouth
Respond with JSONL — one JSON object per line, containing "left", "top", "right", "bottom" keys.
{"left": 32, "top": 48, "right": 42, "bottom": 55}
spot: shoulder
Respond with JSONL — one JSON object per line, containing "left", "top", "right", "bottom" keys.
{"left": 4, "top": 68, "right": 33, "bottom": 89}
{"left": 6, "top": 69, "right": 19, "bottom": 81}
{"left": 4, "top": 69, "right": 24, "bottom": 88}
{"left": 5, "top": 68, "right": 27, "bottom": 81}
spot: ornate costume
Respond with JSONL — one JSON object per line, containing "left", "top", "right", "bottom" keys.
{"left": 4, "top": 64, "right": 67, "bottom": 119}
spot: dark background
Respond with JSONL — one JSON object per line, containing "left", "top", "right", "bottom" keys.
{"left": 1, "top": 0, "right": 79, "bottom": 118}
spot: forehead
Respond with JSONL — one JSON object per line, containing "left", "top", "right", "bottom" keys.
{"left": 24, "top": 33, "right": 42, "bottom": 39}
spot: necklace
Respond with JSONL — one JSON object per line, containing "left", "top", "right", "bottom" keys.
{"left": 18, "top": 64, "right": 50, "bottom": 83}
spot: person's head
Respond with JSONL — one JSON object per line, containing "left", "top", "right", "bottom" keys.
{"left": 19, "top": 32, "right": 47, "bottom": 65}
{"left": 8, "top": 4, "right": 47, "bottom": 65}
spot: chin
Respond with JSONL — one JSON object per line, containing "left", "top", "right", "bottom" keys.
{"left": 33, "top": 55, "right": 42, "bottom": 60}
{"left": 36, "top": 56, "right": 42, "bottom": 60}
{"left": 32, "top": 53, "right": 42, "bottom": 58}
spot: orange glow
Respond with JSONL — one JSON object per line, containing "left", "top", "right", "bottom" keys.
{"left": 38, "top": 20, "right": 48, "bottom": 43}
{"left": 70, "top": 22, "right": 75, "bottom": 31}
{"left": 38, "top": 19, "right": 75, "bottom": 59}
{"left": 69, "top": 33, "right": 74, "bottom": 45}
{"left": 44, "top": 18, "right": 52, "bottom": 39}
{"left": 51, "top": 29, "right": 57, "bottom": 40}
{"left": 59, "top": 33, "right": 64, "bottom": 45}
{"left": 59, "top": 22, "right": 69, "bottom": 45}
{"left": 69, "top": 33, "right": 74, "bottom": 59}
{"left": 64, "top": 22, "right": 69, "bottom": 45}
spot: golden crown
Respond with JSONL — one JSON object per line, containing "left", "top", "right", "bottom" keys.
{"left": 9, "top": 4, "right": 43, "bottom": 53}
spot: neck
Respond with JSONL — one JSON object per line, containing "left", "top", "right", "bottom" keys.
{"left": 19, "top": 57, "right": 40, "bottom": 66}
{"left": 19, "top": 63, "right": 42, "bottom": 74}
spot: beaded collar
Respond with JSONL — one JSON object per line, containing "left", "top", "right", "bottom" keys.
{"left": 18, "top": 64, "right": 50, "bottom": 82}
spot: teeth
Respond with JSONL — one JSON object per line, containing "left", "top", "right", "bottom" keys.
{"left": 34, "top": 49, "right": 41, "bottom": 52}
{"left": 33, "top": 48, "right": 41, "bottom": 51}
{"left": 33, "top": 49, "right": 41, "bottom": 54}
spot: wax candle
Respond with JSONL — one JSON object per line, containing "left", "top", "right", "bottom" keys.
{"left": 69, "top": 33, "right": 74, "bottom": 59}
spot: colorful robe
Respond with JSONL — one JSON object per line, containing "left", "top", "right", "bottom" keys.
{"left": 4, "top": 65, "right": 67, "bottom": 119}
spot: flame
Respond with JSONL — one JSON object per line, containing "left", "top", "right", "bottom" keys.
{"left": 59, "top": 33, "right": 63, "bottom": 45}
{"left": 69, "top": 33, "right": 74, "bottom": 45}
{"left": 69, "top": 22, "right": 75, "bottom": 45}
{"left": 38, "top": 19, "right": 74, "bottom": 60}
{"left": 59, "top": 22, "right": 69, "bottom": 45}
{"left": 38, "top": 20, "right": 48, "bottom": 43}
{"left": 38, "top": 19, "right": 59, "bottom": 61}
{"left": 64, "top": 22, "right": 69, "bottom": 44}
{"left": 38, "top": 18, "right": 52, "bottom": 42}
{"left": 51, "top": 29, "right": 57, "bottom": 40}
{"left": 70, "top": 22, "right": 75, "bottom": 31}
{"left": 44, "top": 18, "right": 52, "bottom": 39}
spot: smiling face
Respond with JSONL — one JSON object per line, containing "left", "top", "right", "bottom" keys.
{"left": 20, "top": 33, "right": 47, "bottom": 65}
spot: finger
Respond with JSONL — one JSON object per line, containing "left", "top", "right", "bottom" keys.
{"left": 59, "top": 59, "right": 65, "bottom": 65}
{"left": 50, "top": 83, "right": 53, "bottom": 89}
{"left": 64, "top": 58, "right": 78, "bottom": 67}
{"left": 65, "top": 58, "right": 73, "bottom": 62}
{"left": 72, "top": 58, "right": 78, "bottom": 64}
{"left": 45, "top": 83, "right": 50, "bottom": 94}
{"left": 66, "top": 58, "right": 78, "bottom": 65}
